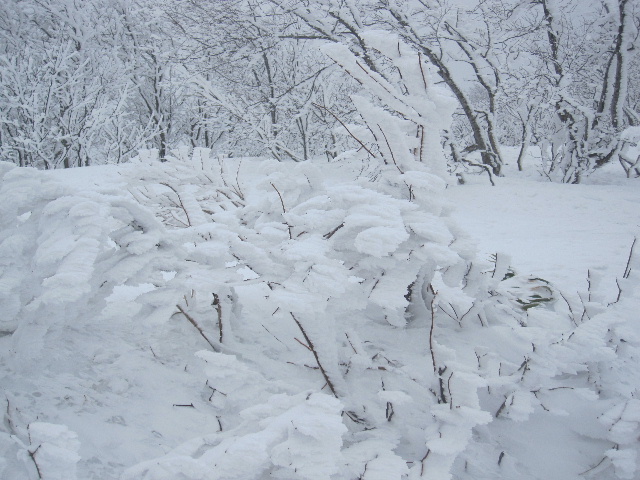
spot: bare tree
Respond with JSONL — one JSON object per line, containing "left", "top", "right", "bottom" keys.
{"left": 529, "top": 0, "right": 639, "bottom": 182}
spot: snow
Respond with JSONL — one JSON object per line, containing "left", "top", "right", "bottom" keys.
{"left": 445, "top": 171, "right": 640, "bottom": 300}
{"left": 0, "top": 152, "right": 639, "bottom": 480}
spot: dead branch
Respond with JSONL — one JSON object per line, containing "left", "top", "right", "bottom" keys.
{"left": 261, "top": 324, "right": 287, "bottom": 346}
{"left": 558, "top": 290, "right": 578, "bottom": 326}
{"left": 27, "top": 425, "right": 43, "bottom": 479}
{"left": 312, "top": 102, "right": 377, "bottom": 158}
{"left": 386, "top": 401, "right": 394, "bottom": 421}
{"left": 28, "top": 445, "right": 43, "bottom": 479}
{"left": 212, "top": 293, "right": 223, "bottom": 343}
{"left": 429, "top": 293, "right": 437, "bottom": 374}
{"left": 377, "top": 123, "right": 404, "bottom": 174}
{"left": 290, "top": 312, "right": 338, "bottom": 398}
{"left": 176, "top": 304, "right": 218, "bottom": 351}
{"left": 233, "top": 161, "right": 245, "bottom": 200}
{"left": 495, "top": 395, "right": 509, "bottom": 418}
{"left": 418, "top": 52, "right": 428, "bottom": 91}
{"left": 270, "top": 183, "right": 292, "bottom": 239}
{"left": 420, "top": 449, "right": 431, "bottom": 476}
{"left": 623, "top": 237, "right": 636, "bottom": 279}
{"left": 160, "top": 182, "right": 192, "bottom": 226}
{"left": 579, "top": 455, "right": 608, "bottom": 475}
{"left": 294, "top": 337, "right": 312, "bottom": 351}
{"left": 4, "top": 396, "right": 18, "bottom": 435}
{"left": 323, "top": 222, "right": 344, "bottom": 239}
{"left": 610, "top": 278, "right": 623, "bottom": 306}
{"left": 461, "top": 158, "right": 496, "bottom": 186}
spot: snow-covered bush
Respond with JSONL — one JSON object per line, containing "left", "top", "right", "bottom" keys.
{"left": 1, "top": 148, "right": 639, "bottom": 480}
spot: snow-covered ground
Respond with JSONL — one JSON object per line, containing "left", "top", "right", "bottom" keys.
{"left": 446, "top": 176, "right": 640, "bottom": 300}
{"left": 1, "top": 154, "right": 638, "bottom": 480}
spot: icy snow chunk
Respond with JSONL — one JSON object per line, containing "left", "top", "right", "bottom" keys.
{"left": 506, "top": 391, "right": 536, "bottom": 422}
{"left": 343, "top": 438, "right": 408, "bottom": 480}
{"left": 196, "top": 350, "right": 269, "bottom": 403}
{"left": 278, "top": 236, "right": 330, "bottom": 262}
{"left": 603, "top": 399, "right": 640, "bottom": 444}
{"left": 127, "top": 391, "right": 348, "bottom": 480}
{"left": 420, "top": 242, "right": 461, "bottom": 266}
{"left": 368, "top": 267, "right": 417, "bottom": 311}
{"left": 27, "top": 423, "right": 81, "bottom": 480}
{"left": 269, "top": 286, "right": 326, "bottom": 314}
{"left": 359, "top": 451, "right": 408, "bottom": 480}
{"left": 354, "top": 226, "right": 409, "bottom": 258}
{"left": 431, "top": 271, "right": 474, "bottom": 314}
{"left": 17, "top": 211, "right": 31, "bottom": 222}
{"left": 34, "top": 233, "right": 80, "bottom": 267}
{"left": 620, "top": 126, "right": 640, "bottom": 143}
{"left": 377, "top": 390, "right": 413, "bottom": 406}
{"left": 161, "top": 270, "right": 176, "bottom": 281}
{"left": 255, "top": 222, "right": 290, "bottom": 242}
{"left": 40, "top": 238, "right": 100, "bottom": 303}
{"left": 408, "top": 219, "right": 453, "bottom": 245}
{"left": 106, "top": 283, "right": 155, "bottom": 303}
{"left": 237, "top": 266, "right": 260, "bottom": 281}
{"left": 304, "top": 263, "right": 351, "bottom": 297}
{"left": 400, "top": 170, "right": 446, "bottom": 193}
{"left": 606, "top": 447, "right": 637, "bottom": 479}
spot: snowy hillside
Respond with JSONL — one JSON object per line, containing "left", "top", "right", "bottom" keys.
{"left": 1, "top": 153, "right": 638, "bottom": 480}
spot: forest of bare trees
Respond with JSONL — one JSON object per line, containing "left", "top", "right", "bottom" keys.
{"left": 1, "top": 0, "right": 638, "bottom": 182}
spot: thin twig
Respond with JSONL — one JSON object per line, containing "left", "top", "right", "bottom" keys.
{"left": 28, "top": 445, "right": 43, "bottom": 479}
{"left": 290, "top": 313, "right": 338, "bottom": 398}
{"left": 345, "top": 332, "right": 358, "bottom": 354}
{"left": 609, "top": 278, "right": 623, "bottom": 306}
{"left": 176, "top": 304, "right": 218, "bottom": 351}
{"left": 623, "top": 237, "right": 636, "bottom": 279}
{"left": 294, "top": 337, "right": 312, "bottom": 351}
{"left": 160, "top": 182, "right": 192, "bottom": 226}
{"left": 312, "top": 102, "right": 377, "bottom": 158}
{"left": 495, "top": 395, "right": 509, "bottom": 418}
{"left": 386, "top": 401, "right": 394, "bottom": 421}
{"left": 4, "top": 396, "right": 17, "bottom": 435}
{"left": 270, "top": 183, "right": 292, "bottom": 239}
{"left": 579, "top": 455, "right": 608, "bottom": 475}
{"left": 27, "top": 425, "right": 43, "bottom": 479}
{"left": 377, "top": 123, "right": 404, "bottom": 174}
{"left": 419, "top": 125, "right": 425, "bottom": 163}
{"left": 233, "top": 161, "right": 245, "bottom": 200}
{"left": 462, "top": 158, "right": 496, "bottom": 186}
{"left": 420, "top": 449, "right": 431, "bottom": 476}
{"left": 558, "top": 290, "right": 578, "bottom": 326}
{"left": 323, "top": 222, "right": 344, "bottom": 239}
{"left": 429, "top": 293, "right": 437, "bottom": 374}
{"left": 418, "top": 52, "right": 428, "bottom": 91}
{"left": 212, "top": 293, "right": 223, "bottom": 343}
{"left": 261, "top": 324, "right": 286, "bottom": 346}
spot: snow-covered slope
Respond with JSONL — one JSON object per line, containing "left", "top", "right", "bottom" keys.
{"left": 1, "top": 155, "right": 638, "bottom": 480}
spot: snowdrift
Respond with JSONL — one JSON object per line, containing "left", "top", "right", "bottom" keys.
{"left": 1, "top": 153, "right": 639, "bottom": 480}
